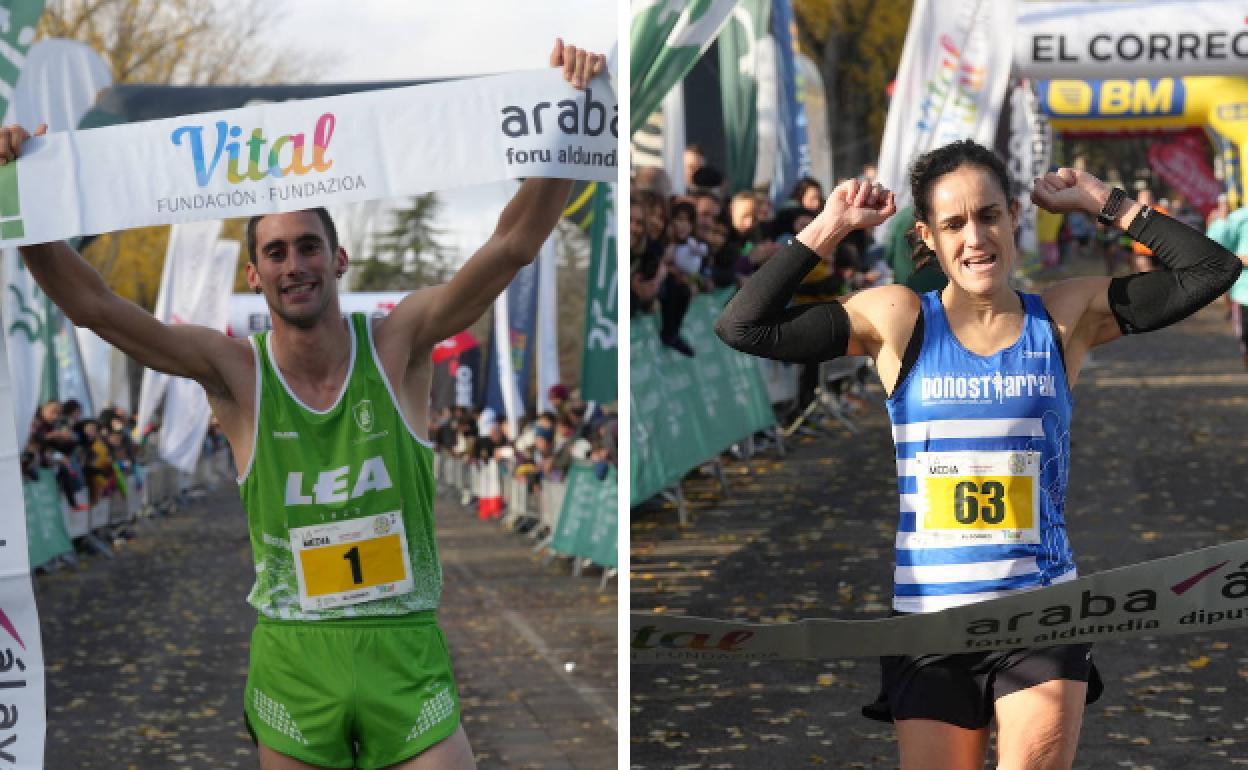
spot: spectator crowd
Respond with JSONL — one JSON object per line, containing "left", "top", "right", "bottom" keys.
{"left": 630, "top": 149, "right": 897, "bottom": 359}
{"left": 22, "top": 399, "right": 141, "bottom": 514}
{"left": 631, "top": 151, "right": 1248, "bottom": 424}
{"left": 428, "top": 384, "right": 618, "bottom": 519}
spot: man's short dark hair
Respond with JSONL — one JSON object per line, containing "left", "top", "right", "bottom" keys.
{"left": 246, "top": 207, "right": 340, "bottom": 263}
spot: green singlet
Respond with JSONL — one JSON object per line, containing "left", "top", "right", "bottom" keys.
{"left": 239, "top": 313, "right": 460, "bottom": 768}
{"left": 240, "top": 312, "right": 440, "bottom": 620}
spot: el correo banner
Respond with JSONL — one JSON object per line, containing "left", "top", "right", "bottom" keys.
{"left": 1014, "top": 1, "right": 1248, "bottom": 79}
{"left": 633, "top": 537, "right": 1248, "bottom": 663}
{"left": 1, "top": 68, "right": 617, "bottom": 247}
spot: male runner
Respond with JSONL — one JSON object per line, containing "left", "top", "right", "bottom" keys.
{"left": 9, "top": 39, "right": 605, "bottom": 770}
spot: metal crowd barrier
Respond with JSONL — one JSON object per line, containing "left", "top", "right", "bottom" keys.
{"left": 432, "top": 452, "right": 611, "bottom": 585}
{"left": 33, "top": 445, "right": 235, "bottom": 569}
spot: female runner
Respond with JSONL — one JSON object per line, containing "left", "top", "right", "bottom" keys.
{"left": 716, "top": 140, "right": 1240, "bottom": 770}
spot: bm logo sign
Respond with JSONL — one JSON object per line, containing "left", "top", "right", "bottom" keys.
{"left": 1040, "top": 79, "right": 1185, "bottom": 118}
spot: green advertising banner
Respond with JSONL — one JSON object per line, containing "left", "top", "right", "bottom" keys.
{"left": 23, "top": 469, "right": 73, "bottom": 567}
{"left": 550, "top": 464, "right": 618, "bottom": 568}
{"left": 579, "top": 183, "right": 617, "bottom": 404}
{"left": 631, "top": 0, "right": 740, "bottom": 134}
{"left": 718, "top": 0, "right": 769, "bottom": 193}
{"left": 630, "top": 290, "right": 775, "bottom": 506}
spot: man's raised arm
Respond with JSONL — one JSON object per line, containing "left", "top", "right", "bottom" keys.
{"left": 380, "top": 39, "right": 609, "bottom": 352}
{"left": 7, "top": 125, "right": 244, "bottom": 397}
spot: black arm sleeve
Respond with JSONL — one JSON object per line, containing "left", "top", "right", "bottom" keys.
{"left": 714, "top": 240, "right": 852, "bottom": 363}
{"left": 1108, "top": 208, "right": 1242, "bottom": 334}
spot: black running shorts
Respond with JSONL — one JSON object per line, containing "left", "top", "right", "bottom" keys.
{"left": 862, "top": 644, "right": 1104, "bottom": 730}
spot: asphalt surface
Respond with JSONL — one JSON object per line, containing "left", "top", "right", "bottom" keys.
{"left": 35, "top": 478, "right": 617, "bottom": 769}
{"left": 631, "top": 299, "right": 1248, "bottom": 769}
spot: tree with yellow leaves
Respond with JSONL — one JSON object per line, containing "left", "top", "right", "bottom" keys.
{"left": 794, "top": 0, "right": 913, "bottom": 181}
{"left": 36, "top": 0, "right": 327, "bottom": 310}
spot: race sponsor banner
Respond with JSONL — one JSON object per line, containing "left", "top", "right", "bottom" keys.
{"left": 535, "top": 235, "right": 560, "bottom": 414}
{"left": 135, "top": 221, "right": 223, "bottom": 436}
{"left": 484, "top": 289, "right": 522, "bottom": 437}
{"left": 1, "top": 253, "right": 45, "bottom": 437}
{"left": 22, "top": 469, "right": 71, "bottom": 568}
{"left": 75, "top": 327, "right": 111, "bottom": 417}
{"left": 1014, "top": 1, "right": 1248, "bottom": 80}
{"left": 2, "top": 68, "right": 617, "bottom": 248}
{"left": 4, "top": 36, "right": 113, "bottom": 434}
{"left": 0, "top": 0, "right": 46, "bottom": 123}
{"left": 0, "top": 325, "right": 46, "bottom": 768}
{"left": 752, "top": 36, "right": 779, "bottom": 193}
{"left": 225, "top": 291, "right": 405, "bottom": 337}
{"left": 718, "top": 0, "right": 769, "bottom": 193}
{"left": 631, "top": 0, "right": 740, "bottom": 134}
{"left": 877, "top": 0, "right": 1017, "bottom": 211}
{"left": 158, "top": 240, "right": 238, "bottom": 473}
{"left": 580, "top": 184, "right": 617, "bottom": 404}
{"left": 795, "top": 51, "right": 833, "bottom": 192}
{"left": 632, "top": 537, "right": 1248, "bottom": 663}
{"left": 550, "top": 463, "right": 618, "bottom": 568}
{"left": 1147, "top": 130, "right": 1223, "bottom": 216}
{"left": 431, "top": 331, "right": 482, "bottom": 412}
{"left": 5, "top": 38, "right": 112, "bottom": 130}
{"left": 630, "top": 290, "right": 775, "bottom": 505}
{"left": 504, "top": 258, "right": 539, "bottom": 414}
{"left": 767, "top": 0, "right": 804, "bottom": 205}
{"left": 1006, "top": 79, "right": 1052, "bottom": 257}
{"left": 51, "top": 312, "right": 92, "bottom": 416}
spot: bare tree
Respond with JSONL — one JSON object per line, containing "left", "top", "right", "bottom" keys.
{"left": 37, "top": 0, "right": 328, "bottom": 85}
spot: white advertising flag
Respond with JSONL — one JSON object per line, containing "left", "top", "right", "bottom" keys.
{"left": 134, "top": 221, "right": 223, "bottom": 436}
{"left": 2, "top": 37, "right": 113, "bottom": 438}
{"left": 1, "top": 254, "right": 45, "bottom": 438}
{"left": 157, "top": 239, "right": 239, "bottom": 473}
{"left": 0, "top": 69, "right": 617, "bottom": 248}
{"left": 0, "top": 329, "right": 47, "bottom": 769}
{"left": 1007, "top": 79, "right": 1052, "bottom": 257}
{"left": 492, "top": 291, "right": 521, "bottom": 439}
{"left": 877, "top": 0, "right": 1017, "bottom": 210}
{"left": 535, "top": 234, "right": 561, "bottom": 414}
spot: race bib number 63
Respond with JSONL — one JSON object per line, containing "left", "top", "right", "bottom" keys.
{"left": 917, "top": 451, "right": 1041, "bottom": 545}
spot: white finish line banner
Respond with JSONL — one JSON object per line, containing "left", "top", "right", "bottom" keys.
{"left": 632, "top": 538, "right": 1248, "bottom": 663}
{"left": 0, "top": 68, "right": 617, "bottom": 246}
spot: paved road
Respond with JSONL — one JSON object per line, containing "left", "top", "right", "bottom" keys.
{"left": 632, "top": 301, "right": 1248, "bottom": 769}
{"left": 35, "top": 481, "right": 617, "bottom": 769}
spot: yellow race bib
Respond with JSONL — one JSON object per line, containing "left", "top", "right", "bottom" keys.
{"left": 290, "top": 511, "right": 414, "bottom": 611}
{"left": 916, "top": 451, "right": 1041, "bottom": 545}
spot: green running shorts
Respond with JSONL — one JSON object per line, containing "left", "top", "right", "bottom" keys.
{"left": 243, "top": 612, "right": 461, "bottom": 768}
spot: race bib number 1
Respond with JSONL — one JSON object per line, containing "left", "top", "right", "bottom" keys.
{"left": 917, "top": 451, "right": 1041, "bottom": 546}
{"left": 290, "top": 511, "right": 414, "bottom": 611}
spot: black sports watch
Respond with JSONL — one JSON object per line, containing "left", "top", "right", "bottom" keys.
{"left": 1097, "top": 187, "right": 1128, "bottom": 226}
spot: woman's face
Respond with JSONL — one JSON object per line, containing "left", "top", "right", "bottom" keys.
{"left": 915, "top": 165, "right": 1018, "bottom": 297}
{"left": 800, "top": 185, "right": 823, "bottom": 212}
{"left": 645, "top": 203, "right": 666, "bottom": 241}
{"left": 630, "top": 203, "right": 646, "bottom": 251}
{"left": 671, "top": 212, "right": 693, "bottom": 241}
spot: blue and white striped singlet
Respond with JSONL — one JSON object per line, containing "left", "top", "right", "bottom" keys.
{"left": 885, "top": 291, "right": 1076, "bottom": 613}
